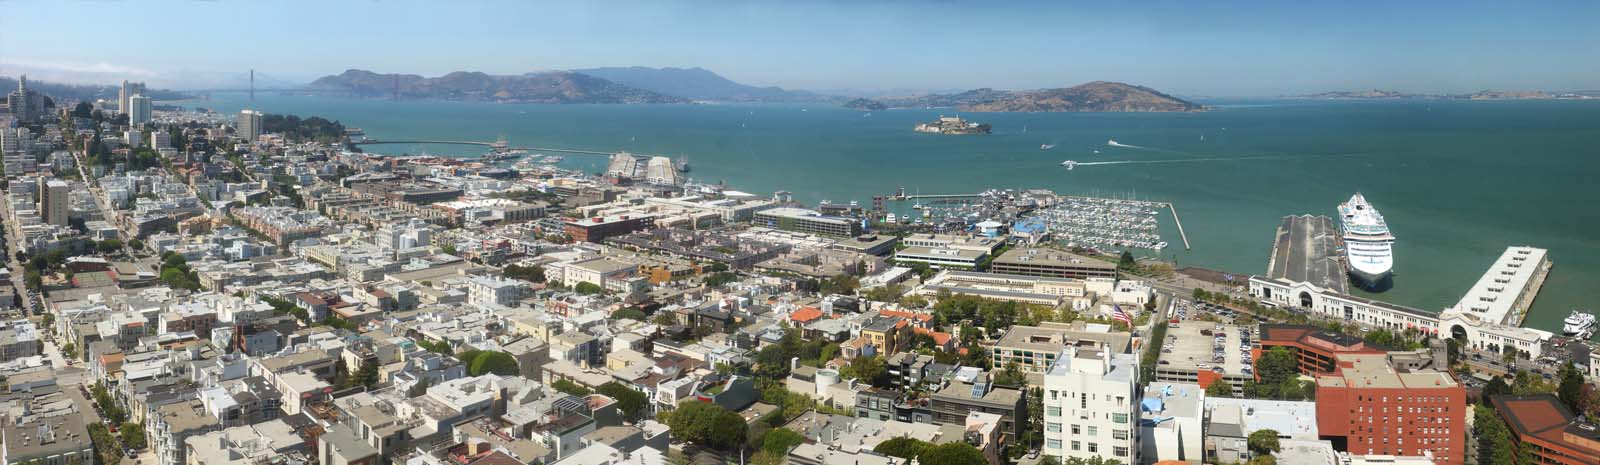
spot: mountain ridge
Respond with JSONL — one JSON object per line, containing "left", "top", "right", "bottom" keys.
{"left": 306, "top": 69, "right": 686, "bottom": 104}
{"left": 571, "top": 66, "right": 826, "bottom": 102}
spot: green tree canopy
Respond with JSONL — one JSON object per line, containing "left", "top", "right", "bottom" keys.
{"left": 668, "top": 401, "right": 745, "bottom": 450}
{"left": 873, "top": 437, "right": 932, "bottom": 460}
{"left": 467, "top": 351, "right": 519, "bottom": 376}
{"left": 761, "top": 427, "right": 806, "bottom": 456}
{"left": 1206, "top": 380, "right": 1235, "bottom": 398}
{"left": 597, "top": 382, "right": 651, "bottom": 421}
{"left": 574, "top": 282, "right": 604, "bottom": 295}
{"left": 1248, "top": 429, "right": 1282, "bottom": 456}
{"left": 917, "top": 442, "right": 986, "bottom": 465}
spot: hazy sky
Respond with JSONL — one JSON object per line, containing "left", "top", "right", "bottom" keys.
{"left": 3, "top": 0, "right": 1597, "bottom": 95}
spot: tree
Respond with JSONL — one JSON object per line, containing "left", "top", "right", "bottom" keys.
{"left": 574, "top": 282, "right": 603, "bottom": 295}
{"left": 119, "top": 421, "right": 147, "bottom": 450}
{"left": 873, "top": 437, "right": 932, "bottom": 461}
{"left": 917, "top": 442, "right": 987, "bottom": 465}
{"left": 1247, "top": 429, "right": 1282, "bottom": 457}
{"left": 1484, "top": 376, "right": 1513, "bottom": 399}
{"left": 841, "top": 355, "right": 889, "bottom": 388}
{"left": 597, "top": 382, "right": 650, "bottom": 421}
{"left": 552, "top": 379, "right": 592, "bottom": 396}
{"left": 993, "top": 361, "right": 1027, "bottom": 387}
{"left": 704, "top": 272, "right": 739, "bottom": 287}
{"left": 1118, "top": 250, "right": 1136, "bottom": 270}
{"left": 761, "top": 427, "right": 806, "bottom": 456}
{"left": 1474, "top": 404, "right": 1515, "bottom": 465}
{"left": 613, "top": 308, "right": 648, "bottom": 321}
{"left": 1558, "top": 362, "right": 1585, "bottom": 414}
{"left": 708, "top": 410, "right": 749, "bottom": 451}
{"left": 1256, "top": 347, "right": 1298, "bottom": 387}
{"left": 1206, "top": 380, "right": 1236, "bottom": 398}
{"left": 353, "top": 360, "right": 380, "bottom": 388}
{"left": 467, "top": 351, "right": 519, "bottom": 376}
{"left": 667, "top": 400, "right": 729, "bottom": 447}
{"left": 503, "top": 264, "right": 546, "bottom": 283}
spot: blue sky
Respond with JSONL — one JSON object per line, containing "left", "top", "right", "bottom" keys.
{"left": 2, "top": 0, "right": 1597, "bottom": 95}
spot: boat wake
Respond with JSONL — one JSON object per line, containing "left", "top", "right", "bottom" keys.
{"left": 1073, "top": 152, "right": 1366, "bottom": 167}
{"left": 1106, "top": 139, "right": 1141, "bottom": 149}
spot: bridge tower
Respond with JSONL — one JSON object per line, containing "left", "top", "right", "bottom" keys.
{"left": 249, "top": 69, "right": 255, "bottom": 101}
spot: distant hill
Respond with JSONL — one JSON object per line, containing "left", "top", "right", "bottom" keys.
{"left": 842, "top": 98, "right": 887, "bottom": 111}
{"left": 1459, "top": 89, "right": 1555, "bottom": 100}
{"left": 307, "top": 69, "right": 686, "bottom": 104}
{"left": 573, "top": 66, "right": 827, "bottom": 102}
{"left": 1295, "top": 89, "right": 1419, "bottom": 99}
{"left": 882, "top": 82, "right": 1202, "bottom": 112}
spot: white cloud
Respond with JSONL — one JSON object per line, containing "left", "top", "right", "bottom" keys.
{"left": 1, "top": 58, "right": 158, "bottom": 77}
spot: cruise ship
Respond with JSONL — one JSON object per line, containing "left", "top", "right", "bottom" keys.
{"left": 1338, "top": 193, "right": 1395, "bottom": 290}
{"left": 1563, "top": 311, "right": 1595, "bottom": 339}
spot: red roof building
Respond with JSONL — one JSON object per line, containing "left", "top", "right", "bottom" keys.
{"left": 1256, "top": 324, "right": 1386, "bottom": 376}
{"left": 1490, "top": 395, "right": 1600, "bottom": 465}
{"left": 1315, "top": 354, "right": 1465, "bottom": 465}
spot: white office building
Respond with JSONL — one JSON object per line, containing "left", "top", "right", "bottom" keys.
{"left": 238, "top": 110, "right": 264, "bottom": 142}
{"left": 129, "top": 94, "right": 153, "bottom": 125}
{"left": 1042, "top": 343, "right": 1141, "bottom": 464}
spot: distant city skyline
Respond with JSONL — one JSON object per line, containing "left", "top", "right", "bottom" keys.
{"left": 2, "top": 0, "right": 1598, "bottom": 96}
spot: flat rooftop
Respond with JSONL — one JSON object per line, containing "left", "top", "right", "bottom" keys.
{"left": 1159, "top": 322, "right": 1250, "bottom": 377}
{"left": 1267, "top": 215, "right": 1347, "bottom": 294}
{"left": 1453, "top": 246, "right": 1548, "bottom": 325}
{"left": 1317, "top": 353, "right": 1457, "bottom": 390}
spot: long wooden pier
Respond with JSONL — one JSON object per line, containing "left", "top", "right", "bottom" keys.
{"left": 1168, "top": 202, "right": 1192, "bottom": 250}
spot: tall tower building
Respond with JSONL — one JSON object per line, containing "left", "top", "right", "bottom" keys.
{"left": 238, "top": 109, "right": 263, "bottom": 142}
{"left": 128, "top": 94, "right": 153, "bottom": 125}
{"left": 41, "top": 179, "right": 70, "bottom": 226}
{"left": 119, "top": 80, "right": 147, "bottom": 114}
{"left": 7, "top": 75, "right": 46, "bottom": 124}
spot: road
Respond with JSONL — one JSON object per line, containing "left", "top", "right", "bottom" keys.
{"left": 1, "top": 176, "right": 41, "bottom": 318}
{"left": 69, "top": 148, "right": 143, "bottom": 262}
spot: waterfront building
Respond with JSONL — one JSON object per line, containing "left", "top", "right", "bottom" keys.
{"left": 989, "top": 247, "right": 1119, "bottom": 279}
{"left": 129, "top": 94, "right": 153, "bottom": 124}
{"left": 1249, "top": 261, "right": 1553, "bottom": 358}
{"left": 1314, "top": 353, "right": 1464, "bottom": 465}
{"left": 1489, "top": 395, "right": 1600, "bottom": 465}
{"left": 1449, "top": 246, "right": 1550, "bottom": 326}
{"left": 1042, "top": 344, "right": 1141, "bottom": 464}
{"left": 753, "top": 207, "right": 862, "bottom": 237}
{"left": 238, "top": 109, "right": 264, "bottom": 142}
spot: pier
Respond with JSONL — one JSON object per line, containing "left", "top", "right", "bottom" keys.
{"left": 1168, "top": 202, "right": 1192, "bottom": 251}
{"left": 1265, "top": 214, "right": 1345, "bottom": 294}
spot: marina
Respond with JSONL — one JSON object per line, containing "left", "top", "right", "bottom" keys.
{"left": 1030, "top": 196, "right": 1170, "bottom": 252}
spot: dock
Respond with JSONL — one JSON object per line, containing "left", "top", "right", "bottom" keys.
{"left": 1168, "top": 203, "right": 1191, "bottom": 251}
{"left": 1266, "top": 214, "right": 1347, "bottom": 294}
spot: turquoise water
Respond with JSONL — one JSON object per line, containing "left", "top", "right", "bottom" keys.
{"left": 190, "top": 93, "right": 1600, "bottom": 333}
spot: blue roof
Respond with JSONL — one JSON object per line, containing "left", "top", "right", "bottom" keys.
{"left": 1141, "top": 397, "right": 1165, "bottom": 413}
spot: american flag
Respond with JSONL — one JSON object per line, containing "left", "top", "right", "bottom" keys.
{"left": 1112, "top": 305, "right": 1132, "bottom": 324}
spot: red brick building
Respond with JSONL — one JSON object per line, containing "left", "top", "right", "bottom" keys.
{"left": 564, "top": 214, "right": 655, "bottom": 243}
{"left": 1490, "top": 395, "right": 1600, "bottom": 465}
{"left": 1256, "top": 324, "right": 1386, "bottom": 376}
{"left": 1315, "top": 354, "right": 1465, "bottom": 465}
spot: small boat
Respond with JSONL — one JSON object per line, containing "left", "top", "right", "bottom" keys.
{"left": 1041, "top": 144, "right": 1056, "bottom": 150}
{"left": 1061, "top": 160, "right": 1078, "bottom": 170}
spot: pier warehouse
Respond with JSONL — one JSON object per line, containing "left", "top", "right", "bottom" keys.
{"left": 989, "top": 247, "right": 1118, "bottom": 279}
{"left": 754, "top": 207, "right": 862, "bottom": 237}
{"left": 1249, "top": 247, "right": 1554, "bottom": 358}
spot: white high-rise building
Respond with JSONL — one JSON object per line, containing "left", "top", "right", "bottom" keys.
{"left": 128, "top": 94, "right": 153, "bottom": 125}
{"left": 238, "top": 110, "right": 263, "bottom": 142}
{"left": 1042, "top": 344, "right": 1141, "bottom": 464}
{"left": 119, "top": 80, "right": 146, "bottom": 114}
{"left": 41, "top": 179, "right": 70, "bottom": 226}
